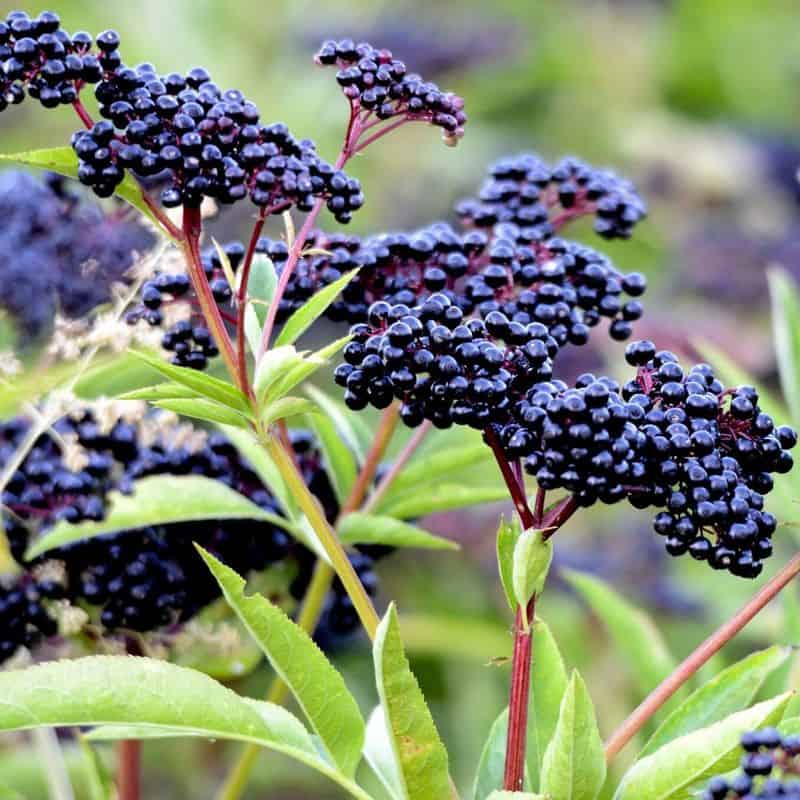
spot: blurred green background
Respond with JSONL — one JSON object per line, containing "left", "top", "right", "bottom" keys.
{"left": 2, "top": 0, "right": 800, "bottom": 797}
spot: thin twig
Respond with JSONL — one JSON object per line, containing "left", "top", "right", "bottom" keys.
{"left": 605, "top": 551, "right": 800, "bottom": 762}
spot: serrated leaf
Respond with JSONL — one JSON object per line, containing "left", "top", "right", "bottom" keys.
{"left": 26, "top": 475, "right": 296, "bottom": 560}
{"left": 0, "top": 147, "right": 169, "bottom": 236}
{"left": 527, "top": 619, "right": 569, "bottom": 792}
{"left": 639, "top": 646, "right": 790, "bottom": 758}
{"left": 376, "top": 484, "right": 510, "bottom": 519}
{"left": 564, "top": 570, "right": 676, "bottom": 699}
{"left": 614, "top": 693, "right": 792, "bottom": 800}
{"left": 364, "top": 707, "right": 405, "bottom": 800}
{"left": 768, "top": 267, "right": 800, "bottom": 426}
{"left": 540, "top": 671, "right": 606, "bottom": 800}
{"left": 338, "top": 513, "right": 459, "bottom": 551}
{"left": 304, "top": 385, "right": 371, "bottom": 461}
{"left": 200, "top": 549, "right": 365, "bottom": 777}
{"left": 0, "top": 656, "right": 372, "bottom": 800}
{"left": 473, "top": 708, "right": 509, "bottom": 800}
{"left": 274, "top": 268, "right": 359, "bottom": 347}
{"left": 497, "top": 516, "right": 518, "bottom": 611}
{"left": 118, "top": 382, "right": 199, "bottom": 402}
{"left": 153, "top": 398, "right": 250, "bottom": 429}
{"left": 262, "top": 396, "right": 318, "bottom": 427}
{"left": 374, "top": 604, "right": 450, "bottom": 800}
{"left": 129, "top": 350, "right": 251, "bottom": 414}
{"left": 306, "top": 411, "right": 358, "bottom": 505}
{"left": 512, "top": 528, "right": 553, "bottom": 611}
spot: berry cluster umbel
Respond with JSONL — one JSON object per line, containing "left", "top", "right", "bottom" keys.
{"left": 493, "top": 340, "right": 796, "bottom": 578}
{"left": 0, "top": 169, "right": 152, "bottom": 341}
{"left": 704, "top": 728, "right": 800, "bottom": 798}
{"left": 0, "top": 10, "right": 109, "bottom": 111}
{"left": 0, "top": 411, "right": 385, "bottom": 662}
{"left": 315, "top": 39, "right": 467, "bottom": 146}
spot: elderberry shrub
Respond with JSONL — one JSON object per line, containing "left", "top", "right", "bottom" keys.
{"left": 0, "top": 170, "right": 153, "bottom": 341}
{"left": 0, "top": 413, "right": 384, "bottom": 662}
{"left": 0, "top": 10, "right": 113, "bottom": 111}
{"left": 314, "top": 39, "right": 467, "bottom": 146}
{"left": 704, "top": 728, "right": 800, "bottom": 798}
{"left": 492, "top": 340, "right": 796, "bottom": 578}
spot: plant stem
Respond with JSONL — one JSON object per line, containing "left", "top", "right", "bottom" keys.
{"left": 484, "top": 426, "right": 535, "bottom": 529}
{"left": 262, "top": 433, "right": 381, "bottom": 638}
{"left": 504, "top": 599, "right": 536, "bottom": 791}
{"left": 605, "top": 551, "right": 800, "bottom": 762}
{"left": 116, "top": 740, "right": 141, "bottom": 800}
{"left": 180, "top": 207, "right": 242, "bottom": 393}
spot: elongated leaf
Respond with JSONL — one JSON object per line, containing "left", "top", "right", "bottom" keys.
{"left": 153, "top": 397, "right": 250, "bottom": 429}
{"left": 364, "top": 707, "right": 405, "bottom": 800}
{"left": 274, "top": 269, "right": 359, "bottom": 347}
{"left": 374, "top": 604, "right": 450, "bottom": 800}
{"left": 768, "top": 267, "right": 800, "bottom": 425}
{"left": 26, "top": 475, "right": 295, "bottom": 560}
{"left": 474, "top": 708, "right": 509, "bottom": 800}
{"left": 376, "top": 484, "right": 510, "bottom": 519}
{"left": 0, "top": 148, "right": 167, "bottom": 235}
{"left": 564, "top": 570, "right": 676, "bottom": 698}
{"left": 497, "top": 516, "right": 518, "bottom": 611}
{"left": 119, "top": 382, "right": 199, "bottom": 402}
{"left": 216, "top": 425, "right": 295, "bottom": 517}
{"left": 0, "top": 656, "right": 371, "bottom": 800}
{"left": 262, "top": 396, "right": 318, "bottom": 427}
{"left": 615, "top": 694, "right": 792, "bottom": 800}
{"left": 200, "top": 549, "right": 365, "bottom": 777}
{"left": 527, "top": 619, "right": 569, "bottom": 792}
{"left": 540, "top": 671, "right": 606, "bottom": 800}
{"left": 129, "top": 350, "right": 251, "bottom": 414}
{"left": 306, "top": 411, "right": 358, "bottom": 505}
{"left": 78, "top": 735, "right": 113, "bottom": 800}
{"left": 254, "top": 346, "right": 308, "bottom": 403}
{"left": 304, "top": 385, "right": 371, "bottom": 461}
{"left": 338, "top": 513, "right": 458, "bottom": 551}
{"left": 247, "top": 254, "right": 278, "bottom": 325}
{"left": 512, "top": 529, "right": 552, "bottom": 609}
{"left": 640, "top": 646, "right": 790, "bottom": 758}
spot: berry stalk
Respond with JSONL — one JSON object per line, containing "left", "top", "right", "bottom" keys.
{"left": 605, "top": 550, "right": 800, "bottom": 762}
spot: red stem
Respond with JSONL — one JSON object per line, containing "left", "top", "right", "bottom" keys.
{"left": 352, "top": 116, "right": 410, "bottom": 155}
{"left": 116, "top": 740, "right": 141, "bottom": 800}
{"left": 72, "top": 97, "right": 94, "bottom": 130}
{"left": 484, "top": 426, "right": 535, "bottom": 528}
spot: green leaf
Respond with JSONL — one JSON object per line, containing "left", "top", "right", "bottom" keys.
{"left": 247, "top": 254, "right": 278, "bottom": 325}
{"left": 129, "top": 350, "right": 251, "bottom": 414}
{"left": 639, "top": 646, "right": 791, "bottom": 758}
{"left": 254, "top": 345, "right": 308, "bottom": 403}
{"left": 26, "top": 475, "right": 296, "bottom": 560}
{"left": 304, "top": 385, "right": 371, "bottom": 462}
{"left": 306, "top": 410, "right": 358, "bottom": 505}
{"left": 473, "top": 708, "right": 509, "bottom": 800}
{"left": 375, "top": 484, "right": 510, "bottom": 519}
{"left": 527, "top": 619, "right": 569, "bottom": 792}
{"left": 200, "top": 549, "right": 365, "bottom": 777}
{"left": 540, "top": 671, "right": 606, "bottom": 800}
{"left": 78, "top": 735, "right": 113, "bottom": 800}
{"left": 262, "top": 396, "right": 318, "bottom": 427}
{"left": 768, "top": 267, "right": 800, "bottom": 425}
{"left": 153, "top": 397, "right": 251, "bottom": 429}
{"left": 564, "top": 570, "right": 676, "bottom": 699}
{"left": 0, "top": 656, "right": 372, "bottom": 800}
{"left": 364, "top": 707, "right": 405, "bottom": 800}
{"left": 497, "top": 516, "right": 518, "bottom": 612}
{"left": 338, "top": 513, "right": 459, "bottom": 551}
{"left": 374, "top": 604, "right": 450, "bottom": 800}
{"left": 614, "top": 693, "right": 792, "bottom": 800}
{"left": 118, "top": 382, "right": 199, "bottom": 402}
{"left": 274, "top": 268, "right": 359, "bottom": 347}
{"left": 0, "top": 147, "right": 168, "bottom": 235}
{"left": 512, "top": 528, "right": 553, "bottom": 611}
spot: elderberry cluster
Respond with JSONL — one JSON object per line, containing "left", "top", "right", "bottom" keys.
{"left": 0, "top": 10, "right": 113, "bottom": 111}
{"left": 334, "top": 294, "right": 557, "bottom": 428}
{"left": 0, "top": 411, "right": 385, "bottom": 662}
{"left": 0, "top": 170, "right": 152, "bottom": 341}
{"left": 490, "top": 340, "right": 796, "bottom": 578}
{"left": 704, "top": 729, "right": 800, "bottom": 798}
{"left": 456, "top": 154, "right": 647, "bottom": 240}
{"left": 315, "top": 39, "right": 467, "bottom": 146}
